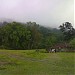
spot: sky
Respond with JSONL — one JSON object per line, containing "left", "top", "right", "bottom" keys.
{"left": 0, "top": 0, "right": 74, "bottom": 28}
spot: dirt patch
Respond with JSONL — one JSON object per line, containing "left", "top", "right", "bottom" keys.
{"left": 0, "top": 61, "right": 18, "bottom": 66}
{"left": 0, "top": 61, "right": 9, "bottom": 65}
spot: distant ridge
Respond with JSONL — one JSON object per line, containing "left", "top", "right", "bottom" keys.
{"left": 0, "top": 18, "right": 14, "bottom": 22}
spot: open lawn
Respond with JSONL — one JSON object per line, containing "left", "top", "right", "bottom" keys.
{"left": 0, "top": 49, "right": 75, "bottom": 75}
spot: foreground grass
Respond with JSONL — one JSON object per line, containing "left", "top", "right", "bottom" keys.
{"left": 0, "top": 49, "right": 75, "bottom": 75}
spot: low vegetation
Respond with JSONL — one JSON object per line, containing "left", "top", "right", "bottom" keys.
{"left": 0, "top": 49, "right": 75, "bottom": 75}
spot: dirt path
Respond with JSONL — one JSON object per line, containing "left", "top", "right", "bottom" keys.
{"left": 0, "top": 51, "right": 61, "bottom": 63}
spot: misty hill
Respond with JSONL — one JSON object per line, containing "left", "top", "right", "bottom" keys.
{"left": 0, "top": 18, "right": 14, "bottom": 26}
{"left": 0, "top": 18, "right": 13, "bottom": 22}
{"left": 0, "top": 21, "right": 62, "bottom": 49}
{"left": 0, "top": 21, "right": 75, "bottom": 50}
{"left": 0, "top": 20, "right": 60, "bottom": 34}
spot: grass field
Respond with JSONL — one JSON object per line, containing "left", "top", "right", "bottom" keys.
{"left": 0, "top": 49, "right": 75, "bottom": 75}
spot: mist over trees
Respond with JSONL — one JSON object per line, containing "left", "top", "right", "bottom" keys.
{"left": 0, "top": 21, "right": 75, "bottom": 50}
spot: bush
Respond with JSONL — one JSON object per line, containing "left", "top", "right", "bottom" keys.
{"left": 69, "top": 38, "right": 75, "bottom": 49}
{"left": 0, "top": 45, "right": 6, "bottom": 49}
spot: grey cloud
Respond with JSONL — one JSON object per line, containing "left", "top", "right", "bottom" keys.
{"left": 0, "top": 0, "right": 74, "bottom": 28}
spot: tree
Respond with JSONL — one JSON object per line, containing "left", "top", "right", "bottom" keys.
{"left": 69, "top": 38, "right": 75, "bottom": 49}
{"left": 59, "top": 22, "right": 75, "bottom": 41}
{"left": 0, "top": 21, "right": 66, "bottom": 50}
{"left": 26, "top": 22, "right": 42, "bottom": 49}
{"left": 0, "top": 27, "right": 3, "bottom": 46}
{"left": 45, "top": 34, "right": 57, "bottom": 47}
{"left": 0, "top": 22, "right": 32, "bottom": 49}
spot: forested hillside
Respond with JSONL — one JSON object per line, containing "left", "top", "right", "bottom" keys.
{"left": 0, "top": 21, "right": 75, "bottom": 50}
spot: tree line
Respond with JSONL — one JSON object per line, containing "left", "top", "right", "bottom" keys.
{"left": 0, "top": 21, "right": 75, "bottom": 50}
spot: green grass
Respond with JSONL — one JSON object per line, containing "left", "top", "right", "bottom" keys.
{"left": 0, "top": 49, "right": 75, "bottom": 75}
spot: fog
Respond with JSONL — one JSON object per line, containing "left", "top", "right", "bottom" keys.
{"left": 0, "top": 0, "right": 74, "bottom": 28}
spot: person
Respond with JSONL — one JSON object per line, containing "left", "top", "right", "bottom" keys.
{"left": 55, "top": 49, "right": 56, "bottom": 53}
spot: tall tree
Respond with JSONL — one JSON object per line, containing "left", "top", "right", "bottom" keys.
{"left": 59, "top": 22, "right": 75, "bottom": 41}
{"left": 26, "top": 22, "right": 42, "bottom": 49}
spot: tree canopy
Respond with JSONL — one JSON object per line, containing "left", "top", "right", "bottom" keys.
{"left": 59, "top": 22, "right": 75, "bottom": 41}
{"left": 0, "top": 21, "right": 75, "bottom": 50}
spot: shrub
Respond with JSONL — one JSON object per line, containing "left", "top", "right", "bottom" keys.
{"left": 70, "top": 38, "right": 75, "bottom": 49}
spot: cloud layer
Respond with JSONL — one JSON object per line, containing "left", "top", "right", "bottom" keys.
{"left": 0, "top": 0, "right": 74, "bottom": 28}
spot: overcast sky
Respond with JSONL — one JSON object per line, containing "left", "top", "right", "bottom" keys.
{"left": 0, "top": 0, "right": 74, "bottom": 28}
